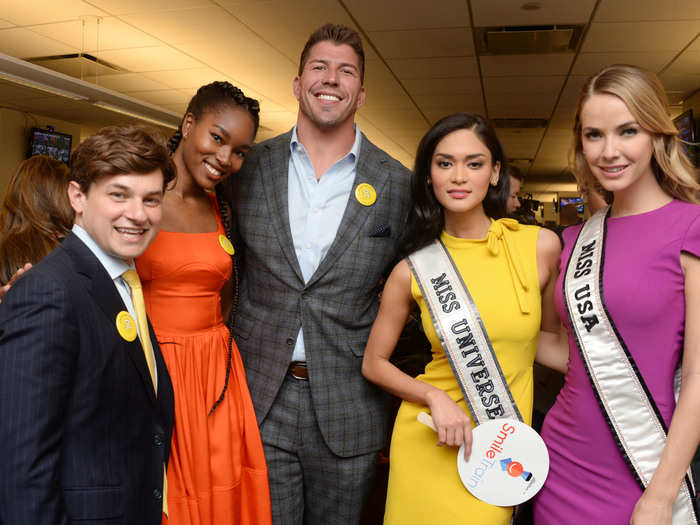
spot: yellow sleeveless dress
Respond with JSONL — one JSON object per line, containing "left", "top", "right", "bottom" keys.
{"left": 384, "top": 219, "right": 542, "bottom": 525}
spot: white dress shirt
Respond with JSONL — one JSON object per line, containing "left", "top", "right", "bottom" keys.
{"left": 288, "top": 125, "right": 362, "bottom": 362}
{"left": 72, "top": 224, "right": 158, "bottom": 386}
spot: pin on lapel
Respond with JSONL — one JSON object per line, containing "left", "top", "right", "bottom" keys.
{"left": 355, "top": 183, "right": 377, "bottom": 206}
{"left": 116, "top": 311, "right": 137, "bottom": 342}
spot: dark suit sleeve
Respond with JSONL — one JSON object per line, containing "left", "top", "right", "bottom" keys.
{"left": 0, "top": 272, "right": 77, "bottom": 525}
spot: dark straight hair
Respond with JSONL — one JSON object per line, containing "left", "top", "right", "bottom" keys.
{"left": 399, "top": 112, "right": 510, "bottom": 257}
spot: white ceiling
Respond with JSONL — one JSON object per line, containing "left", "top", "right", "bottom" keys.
{"left": 0, "top": 0, "right": 698, "bottom": 181}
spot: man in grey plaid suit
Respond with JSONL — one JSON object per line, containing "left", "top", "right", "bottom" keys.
{"left": 231, "top": 23, "right": 411, "bottom": 525}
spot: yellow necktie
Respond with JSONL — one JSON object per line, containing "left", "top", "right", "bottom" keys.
{"left": 121, "top": 269, "right": 168, "bottom": 518}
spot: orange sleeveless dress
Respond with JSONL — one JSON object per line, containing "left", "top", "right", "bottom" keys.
{"left": 136, "top": 199, "right": 271, "bottom": 525}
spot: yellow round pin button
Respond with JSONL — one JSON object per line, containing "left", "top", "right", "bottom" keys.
{"left": 218, "top": 234, "right": 235, "bottom": 255}
{"left": 355, "top": 183, "right": 377, "bottom": 206}
{"left": 116, "top": 311, "right": 137, "bottom": 342}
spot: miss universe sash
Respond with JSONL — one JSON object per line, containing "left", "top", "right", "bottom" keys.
{"left": 407, "top": 239, "right": 522, "bottom": 424}
{"left": 563, "top": 207, "right": 698, "bottom": 524}
{"left": 408, "top": 238, "right": 549, "bottom": 506}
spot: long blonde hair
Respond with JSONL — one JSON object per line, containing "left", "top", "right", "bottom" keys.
{"left": 0, "top": 155, "right": 74, "bottom": 284}
{"left": 571, "top": 64, "right": 699, "bottom": 204}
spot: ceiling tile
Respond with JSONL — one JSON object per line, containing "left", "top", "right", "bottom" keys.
{"left": 572, "top": 51, "right": 676, "bottom": 75}
{"left": 498, "top": 128, "right": 544, "bottom": 159}
{"left": 143, "top": 68, "right": 226, "bottom": 89}
{"left": 424, "top": 104, "right": 486, "bottom": 124}
{"left": 594, "top": 0, "right": 700, "bottom": 22}
{"left": 343, "top": 0, "right": 470, "bottom": 31}
{"left": 403, "top": 77, "right": 482, "bottom": 96}
{"left": 0, "top": 27, "right": 77, "bottom": 58}
{"left": 368, "top": 28, "right": 474, "bottom": 59}
{"left": 82, "top": 73, "right": 171, "bottom": 92}
{"left": 484, "top": 76, "right": 565, "bottom": 95}
{"left": 219, "top": 0, "right": 359, "bottom": 65}
{"left": 688, "top": 36, "right": 700, "bottom": 52}
{"left": 88, "top": 0, "right": 212, "bottom": 15}
{"left": 388, "top": 57, "right": 478, "bottom": 79}
{"left": 487, "top": 93, "right": 555, "bottom": 119}
{"left": 471, "top": 0, "right": 596, "bottom": 25}
{"left": 28, "top": 17, "right": 162, "bottom": 52}
{"left": 0, "top": 1, "right": 107, "bottom": 25}
{"left": 481, "top": 54, "right": 575, "bottom": 77}
{"left": 658, "top": 73, "right": 700, "bottom": 96}
{"left": 582, "top": 21, "right": 699, "bottom": 53}
{"left": 555, "top": 75, "right": 588, "bottom": 111}
{"left": 663, "top": 51, "right": 700, "bottom": 77}
{"left": 95, "top": 46, "right": 202, "bottom": 72}
{"left": 414, "top": 93, "right": 483, "bottom": 110}
{"left": 122, "top": 89, "right": 193, "bottom": 106}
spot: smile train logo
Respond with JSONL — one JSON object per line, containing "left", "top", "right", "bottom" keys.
{"left": 499, "top": 457, "right": 533, "bottom": 482}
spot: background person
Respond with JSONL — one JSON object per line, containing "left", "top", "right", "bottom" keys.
{"left": 362, "top": 112, "right": 564, "bottom": 525}
{"left": 0, "top": 125, "right": 176, "bottom": 525}
{"left": 533, "top": 64, "right": 700, "bottom": 525}
{"left": 0, "top": 155, "right": 73, "bottom": 288}
{"left": 506, "top": 164, "right": 523, "bottom": 214}
{"left": 230, "top": 23, "right": 411, "bottom": 525}
{"left": 135, "top": 81, "right": 271, "bottom": 525}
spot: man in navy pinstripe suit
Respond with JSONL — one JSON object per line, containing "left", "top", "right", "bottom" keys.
{"left": 0, "top": 126, "right": 175, "bottom": 525}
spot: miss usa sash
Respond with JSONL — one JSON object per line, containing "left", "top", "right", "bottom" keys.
{"left": 564, "top": 207, "right": 698, "bottom": 524}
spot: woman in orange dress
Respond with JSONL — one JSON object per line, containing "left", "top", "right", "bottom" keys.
{"left": 136, "top": 81, "right": 271, "bottom": 525}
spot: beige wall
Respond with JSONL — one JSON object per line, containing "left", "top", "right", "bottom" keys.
{"left": 0, "top": 108, "right": 82, "bottom": 199}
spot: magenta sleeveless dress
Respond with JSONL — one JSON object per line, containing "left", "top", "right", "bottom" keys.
{"left": 534, "top": 200, "right": 700, "bottom": 524}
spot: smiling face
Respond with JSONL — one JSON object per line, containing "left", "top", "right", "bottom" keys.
{"left": 580, "top": 93, "right": 656, "bottom": 197}
{"left": 293, "top": 41, "right": 366, "bottom": 131}
{"left": 180, "top": 106, "right": 255, "bottom": 189}
{"left": 69, "top": 171, "right": 164, "bottom": 264}
{"left": 430, "top": 128, "right": 500, "bottom": 219}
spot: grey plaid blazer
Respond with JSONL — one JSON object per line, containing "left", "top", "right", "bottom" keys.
{"left": 231, "top": 130, "right": 411, "bottom": 457}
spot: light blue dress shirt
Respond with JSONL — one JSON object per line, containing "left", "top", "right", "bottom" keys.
{"left": 72, "top": 224, "right": 158, "bottom": 386}
{"left": 288, "top": 125, "right": 362, "bottom": 362}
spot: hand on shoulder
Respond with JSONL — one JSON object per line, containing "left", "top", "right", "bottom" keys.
{"left": 0, "top": 263, "right": 32, "bottom": 303}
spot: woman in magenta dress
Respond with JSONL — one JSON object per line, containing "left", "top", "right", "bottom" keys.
{"left": 534, "top": 65, "right": 700, "bottom": 524}
{"left": 136, "top": 82, "right": 271, "bottom": 525}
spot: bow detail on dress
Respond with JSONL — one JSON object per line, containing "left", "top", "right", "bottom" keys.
{"left": 486, "top": 218, "right": 530, "bottom": 314}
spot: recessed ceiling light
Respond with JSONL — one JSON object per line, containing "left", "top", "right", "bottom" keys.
{"left": 521, "top": 2, "right": 542, "bottom": 10}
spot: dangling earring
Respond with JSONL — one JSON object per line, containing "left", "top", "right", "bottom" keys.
{"left": 427, "top": 178, "right": 432, "bottom": 186}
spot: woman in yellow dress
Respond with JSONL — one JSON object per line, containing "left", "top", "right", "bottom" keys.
{"left": 362, "top": 112, "right": 566, "bottom": 524}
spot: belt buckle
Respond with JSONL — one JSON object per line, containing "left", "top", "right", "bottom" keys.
{"left": 289, "top": 361, "right": 308, "bottom": 380}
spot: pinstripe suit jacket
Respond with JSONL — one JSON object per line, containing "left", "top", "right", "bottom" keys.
{"left": 232, "top": 131, "right": 411, "bottom": 457}
{"left": 0, "top": 233, "right": 174, "bottom": 525}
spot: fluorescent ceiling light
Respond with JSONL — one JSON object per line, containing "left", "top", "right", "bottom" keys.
{"left": 0, "top": 70, "right": 87, "bottom": 101}
{"left": 93, "top": 101, "right": 179, "bottom": 130}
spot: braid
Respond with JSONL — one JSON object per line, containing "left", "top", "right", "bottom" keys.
{"left": 209, "top": 187, "right": 240, "bottom": 416}
{"left": 183, "top": 81, "right": 260, "bottom": 136}
{"left": 167, "top": 126, "right": 183, "bottom": 154}
{"left": 172, "top": 80, "right": 256, "bottom": 415}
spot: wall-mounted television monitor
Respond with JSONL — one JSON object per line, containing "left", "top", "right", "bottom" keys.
{"left": 27, "top": 127, "right": 72, "bottom": 165}
{"left": 560, "top": 196, "right": 584, "bottom": 213}
{"left": 673, "top": 109, "right": 697, "bottom": 166}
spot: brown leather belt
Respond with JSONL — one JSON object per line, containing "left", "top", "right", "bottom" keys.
{"left": 288, "top": 361, "right": 308, "bottom": 380}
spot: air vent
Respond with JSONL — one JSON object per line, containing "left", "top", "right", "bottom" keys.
{"left": 475, "top": 25, "right": 584, "bottom": 55}
{"left": 493, "top": 118, "right": 548, "bottom": 128}
{"left": 27, "top": 53, "right": 128, "bottom": 79}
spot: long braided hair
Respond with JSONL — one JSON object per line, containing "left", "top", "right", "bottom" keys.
{"left": 167, "top": 81, "right": 260, "bottom": 415}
